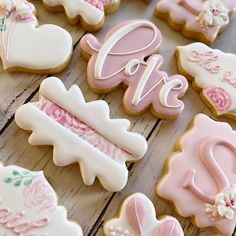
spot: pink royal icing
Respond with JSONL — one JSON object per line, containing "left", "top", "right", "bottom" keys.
{"left": 85, "top": 0, "right": 108, "bottom": 11}
{"left": 80, "top": 20, "right": 188, "bottom": 119}
{"left": 104, "top": 193, "right": 184, "bottom": 236}
{"left": 156, "top": 0, "right": 236, "bottom": 42}
{"left": 157, "top": 114, "right": 236, "bottom": 235}
{"left": 126, "top": 197, "right": 147, "bottom": 235}
{"left": 156, "top": 220, "right": 183, "bottom": 236}
{"left": 15, "top": 77, "right": 148, "bottom": 192}
{"left": 35, "top": 97, "right": 132, "bottom": 163}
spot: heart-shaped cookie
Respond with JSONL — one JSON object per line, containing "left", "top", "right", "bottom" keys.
{"left": 104, "top": 193, "right": 184, "bottom": 236}
{"left": 0, "top": 0, "right": 72, "bottom": 74}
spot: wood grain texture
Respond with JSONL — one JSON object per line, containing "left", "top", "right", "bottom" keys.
{"left": 0, "top": 0, "right": 236, "bottom": 235}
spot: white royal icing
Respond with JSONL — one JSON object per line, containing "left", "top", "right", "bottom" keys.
{"left": 15, "top": 77, "right": 148, "bottom": 192}
{"left": 42, "top": 0, "right": 104, "bottom": 25}
{"left": 0, "top": 0, "right": 72, "bottom": 71}
{"left": 177, "top": 42, "right": 236, "bottom": 116}
{"left": 0, "top": 165, "right": 83, "bottom": 236}
{"left": 197, "top": 0, "right": 229, "bottom": 27}
{"left": 94, "top": 20, "right": 158, "bottom": 80}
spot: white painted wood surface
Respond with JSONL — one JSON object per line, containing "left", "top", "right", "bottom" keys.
{"left": 0, "top": 0, "right": 236, "bottom": 235}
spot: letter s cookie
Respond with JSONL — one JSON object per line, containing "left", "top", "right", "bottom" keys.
{"left": 157, "top": 114, "right": 236, "bottom": 236}
{"left": 15, "top": 77, "right": 148, "bottom": 192}
{"left": 80, "top": 19, "right": 188, "bottom": 119}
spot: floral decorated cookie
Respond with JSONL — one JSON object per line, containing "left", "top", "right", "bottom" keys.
{"left": 15, "top": 77, "right": 148, "bottom": 192}
{"left": 0, "top": 0, "right": 73, "bottom": 74}
{"left": 80, "top": 19, "right": 188, "bottom": 119}
{"left": 42, "top": 0, "right": 121, "bottom": 31}
{"left": 157, "top": 113, "right": 236, "bottom": 235}
{"left": 104, "top": 193, "right": 184, "bottom": 236}
{"left": 156, "top": 0, "right": 236, "bottom": 44}
{"left": 0, "top": 164, "right": 83, "bottom": 236}
{"left": 177, "top": 42, "right": 236, "bottom": 119}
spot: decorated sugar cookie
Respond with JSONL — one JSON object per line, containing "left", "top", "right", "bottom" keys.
{"left": 15, "top": 77, "right": 148, "bottom": 192}
{"left": 80, "top": 19, "right": 188, "bottom": 119}
{"left": 0, "top": 164, "right": 83, "bottom": 236}
{"left": 0, "top": 0, "right": 72, "bottom": 74}
{"left": 157, "top": 114, "right": 236, "bottom": 236}
{"left": 104, "top": 193, "right": 184, "bottom": 236}
{"left": 42, "top": 0, "right": 121, "bottom": 31}
{"left": 177, "top": 42, "right": 236, "bottom": 119}
{"left": 156, "top": 0, "right": 236, "bottom": 44}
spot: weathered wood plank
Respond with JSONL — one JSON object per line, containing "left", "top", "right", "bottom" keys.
{"left": 1, "top": 0, "right": 236, "bottom": 236}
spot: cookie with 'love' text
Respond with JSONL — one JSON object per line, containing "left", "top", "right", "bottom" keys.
{"left": 80, "top": 19, "right": 188, "bottom": 119}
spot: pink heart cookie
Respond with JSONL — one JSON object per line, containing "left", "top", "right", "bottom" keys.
{"left": 104, "top": 193, "right": 184, "bottom": 236}
{"left": 157, "top": 114, "right": 236, "bottom": 235}
{"left": 80, "top": 19, "right": 188, "bottom": 119}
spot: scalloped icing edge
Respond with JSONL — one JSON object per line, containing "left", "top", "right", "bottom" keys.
{"left": 15, "top": 77, "right": 148, "bottom": 192}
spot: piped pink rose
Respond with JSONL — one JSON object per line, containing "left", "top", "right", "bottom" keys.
{"left": 204, "top": 87, "right": 232, "bottom": 113}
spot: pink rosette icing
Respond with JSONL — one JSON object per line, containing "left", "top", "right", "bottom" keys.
{"left": 204, "top": 87, "right": 232, "bottom": 113}
{"left": 23, "top": 175, "right": 57, "bottom": 211}
{"left": 85, "top": 0, "right": 109, "bottom": 11}
{"left": 35, "top": 97, "right": 132, "bottom": 163}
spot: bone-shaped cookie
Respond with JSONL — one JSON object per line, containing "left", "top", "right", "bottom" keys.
{"left": 0, "top": 164, "right": 83, "bottom": 236}
{"left": 80, "top": 19, "right": 188, "bottom": 119}
{"left": 104, "top": 193, "right": 184, "bottom": 236}
{"left": 15, "top": 77, "right": 148, "bottom": 192}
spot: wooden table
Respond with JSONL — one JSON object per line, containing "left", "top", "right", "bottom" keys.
{"left": 1, "top": 0, "right": 236, "bottom": 235}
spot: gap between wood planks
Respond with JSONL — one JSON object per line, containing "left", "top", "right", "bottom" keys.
{"left": 0, "top": 32, "right": 86, "bottom": 136}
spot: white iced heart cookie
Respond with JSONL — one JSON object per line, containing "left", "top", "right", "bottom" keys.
{"left": 177, "top": 42, "right": 236, "bottom": 119}
{"left": 15, "top": 77, "right": 148, "bottom": 192}
{"left": 104, "top": 193, "right": 184, "bottom": 236}
{"left": 0, "top": 164, "right": 83, "bottom": 236}
{"left": 0, "top": 0, "right": 73, "bottom": 74}
{"left": 42, "top": 0, "right": 121, "bottom": 31}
